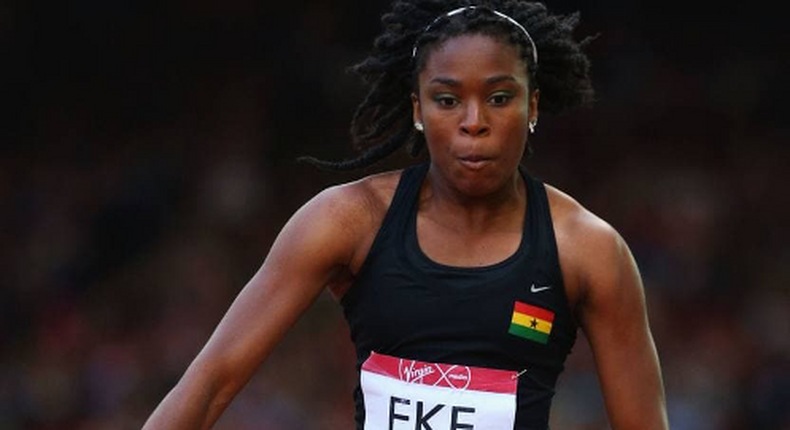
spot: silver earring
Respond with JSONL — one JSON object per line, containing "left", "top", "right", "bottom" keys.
{"left": 528, "top": 120, "right": 537, "bottom": 134}
{"left": 414, "top": 122, "right": 424, "bottom": 132}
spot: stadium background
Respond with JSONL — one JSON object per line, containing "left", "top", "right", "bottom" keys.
{"left": 1, "top": 1, "right": 787, "bottom": 429}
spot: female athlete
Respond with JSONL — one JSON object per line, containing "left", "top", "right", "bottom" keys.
{"left": 143, "top": 1, "right": 668, "bottom": 429}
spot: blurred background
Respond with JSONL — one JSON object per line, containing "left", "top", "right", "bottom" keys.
{"left": 1, "top": 1, "right": 787, "bottom": 429}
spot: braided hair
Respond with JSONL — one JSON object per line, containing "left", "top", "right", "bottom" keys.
{"left": 300, "top": 0, "right": 595, "bottom": 171}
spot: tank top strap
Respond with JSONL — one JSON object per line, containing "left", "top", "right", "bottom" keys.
{"left": 342, "top": 162, "right": 429, "bottom": 307}
{"left": 374, "top": 161, "right": 429, "bottom": 248}
{"left": 387, "top": 161, "right": 430, "bottom": 231}
{"left": 520, "top": 167, "right": 565, "bottom": 301}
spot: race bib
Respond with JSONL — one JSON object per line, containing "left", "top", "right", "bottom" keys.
{"left": 360, "top": 352, "right": 517, "bottom": 430}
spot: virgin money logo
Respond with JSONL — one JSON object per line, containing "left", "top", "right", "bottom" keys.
{"left": 398, "top": 359, "right": 472, "bottom": 390}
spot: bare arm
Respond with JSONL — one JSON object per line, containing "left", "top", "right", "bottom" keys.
{"left": 572, "top": 219, "right": 669, "bottom": 430}
{"left": 142, "top": 184, "right": 370, "bottom": 429}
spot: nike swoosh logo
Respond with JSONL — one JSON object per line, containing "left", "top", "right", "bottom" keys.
{"left": 530, "top": 283, "right": 552, "bottom": 293}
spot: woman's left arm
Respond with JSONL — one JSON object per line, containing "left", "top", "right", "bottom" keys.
{"left": 565, "top": 214, "right": 669, "bottom": 430}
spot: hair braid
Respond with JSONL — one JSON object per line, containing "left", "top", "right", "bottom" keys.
{"left": 299, "top": 0, "right": 595, "bottom": 171}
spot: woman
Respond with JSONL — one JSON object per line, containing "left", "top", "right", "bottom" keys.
{"left": 143, "top": 1, "right": 668, "bottom": 429}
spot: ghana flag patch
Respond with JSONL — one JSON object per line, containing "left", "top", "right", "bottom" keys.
{"left": 508, "top": 302, "right": 554, "bottom": 344}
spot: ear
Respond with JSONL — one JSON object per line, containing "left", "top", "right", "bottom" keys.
{"left": 411, "top": 92, "right": 422, "bottom": 125}
{"left": 528, "top": 89, "right": 540, "bottom": 124}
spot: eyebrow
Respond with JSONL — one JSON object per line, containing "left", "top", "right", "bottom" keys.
{"left": 428, "top": 75, "right": 519, "bottom": 86}
{"left": 486, "top": 75, "right": 518, "bottom": 85}
{"left": 429, "top": 77, "right": 461, "bottom": 87}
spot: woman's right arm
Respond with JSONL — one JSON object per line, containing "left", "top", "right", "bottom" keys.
{"left": 142, "top": 183, "right": 372, "bottom": 429}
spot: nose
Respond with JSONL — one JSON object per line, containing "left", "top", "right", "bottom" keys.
{"left": 459, "top": 100, "right": 489, "bottom": 137}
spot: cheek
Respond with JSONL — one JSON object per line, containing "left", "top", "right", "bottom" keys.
{"left": 422, "top": 121, "right": 454, "bottom": 154}
{"left": 500, "top": 115, "right": 530, "bottom": 151}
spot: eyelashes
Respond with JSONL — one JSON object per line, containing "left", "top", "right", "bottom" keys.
{"left": 434, "top": 95, "right": 459, "bottom": 107}
{"left": 432, "top": 92, "right": 515, "bottom": 108}
{"left": 488, "top": 93, "right": 513, "bottom": 105}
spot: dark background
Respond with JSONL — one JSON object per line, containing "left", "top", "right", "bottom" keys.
{"left": 1, "top": 1, "right": 787, "bottom": 429}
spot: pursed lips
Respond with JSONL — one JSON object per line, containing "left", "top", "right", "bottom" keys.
{"left": 457, "top": 154, "right": 494, "bottom": 170}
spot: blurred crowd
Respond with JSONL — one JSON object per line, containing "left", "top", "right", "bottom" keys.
{"left": 1, "top": 1, "right": 787, "bottom": 429}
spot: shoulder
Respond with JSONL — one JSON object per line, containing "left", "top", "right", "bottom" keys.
{"left": 298, "top": 168, "right": 404, "bottom": 273}
{"left": 544, "top": 184, "right": 633, "bottom": 309}
{"left": 545, "top": 184, "right": 624, "bottom": 256}
{"left": 306, "top": 169, "right": 403, "bottom": 228}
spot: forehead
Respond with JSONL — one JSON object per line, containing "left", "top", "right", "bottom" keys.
{"left": 418, "top": 34, "right": 529, "bottom": 84}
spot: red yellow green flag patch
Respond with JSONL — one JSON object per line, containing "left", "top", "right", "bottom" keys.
{"left": 508, "top": 301, "right": 555, "bottom": 344}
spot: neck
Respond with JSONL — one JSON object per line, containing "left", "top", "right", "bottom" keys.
{"left": 421, "top": 164, "right": 525, "bottom": 229}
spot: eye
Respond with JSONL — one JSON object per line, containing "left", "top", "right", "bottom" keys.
{"left": 488, "top": 92, "right": 513, "bottom": 106}
{"left": 434, "top": 95, "right": 459, "bottom": 108}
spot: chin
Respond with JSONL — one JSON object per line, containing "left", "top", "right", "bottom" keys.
{"left": 454, "top": 172, "right": 503, "bottom": 197}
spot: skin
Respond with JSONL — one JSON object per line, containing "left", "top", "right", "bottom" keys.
{"left": 143, "top": 34, "right": 668, "bottom": 430}
{"left": 409, "top": 35, "right": 537, "bottom": 266}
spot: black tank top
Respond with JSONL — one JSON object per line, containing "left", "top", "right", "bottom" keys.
{"left": 341, "top": 162, "right": 578, "bottom": 429}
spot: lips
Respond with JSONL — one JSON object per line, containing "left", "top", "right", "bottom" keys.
{"left": 458, "top": 154, "right": 493, "bottom": 170}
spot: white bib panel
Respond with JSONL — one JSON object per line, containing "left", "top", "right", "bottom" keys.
{"left": 360, "top": 352, "right": 517, "bottom": 430}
